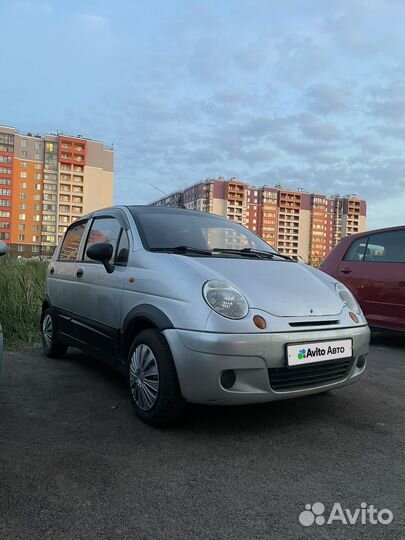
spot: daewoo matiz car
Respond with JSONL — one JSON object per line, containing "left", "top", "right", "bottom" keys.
{"left": 41, "top": 206, "right": 370, "bottom": 426}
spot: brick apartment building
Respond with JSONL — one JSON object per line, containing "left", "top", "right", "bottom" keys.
{"left": 0, "top": 125, "right": 114, "bottom": 256}
{"left": 152, "top": 177, "right": 366, "bottom": 264}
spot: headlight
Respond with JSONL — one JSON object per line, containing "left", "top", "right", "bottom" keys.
{"left": 203, "top": 280, "right": 249, "bottom": 319}
{"left": 335, "top": 282, "right": 362, "bottom": 315}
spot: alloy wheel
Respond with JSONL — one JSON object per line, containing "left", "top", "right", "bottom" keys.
{"left": 129, "top": 344, "right": 160, "bottom": 411}
{"left": 42, "top": 314, "right": 53, "bottom": 350}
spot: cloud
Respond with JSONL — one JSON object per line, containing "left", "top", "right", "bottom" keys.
{"left": 6, "top": 0, "right": 402, "bottom": 231}
{"left": 12, "top": 0, "right": 53, "bottom": 13}
{"left": 306, "top": 84, "right": 349, "bottom": 114}
{"left": 78, "top": 14, "right": 108, "bottom": 32}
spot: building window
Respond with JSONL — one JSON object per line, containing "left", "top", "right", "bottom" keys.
{"left": 21, "top": 151, "right": 27, "bottom": 158}
{"left": 34, "top": 174, "right": 42, "bottom": 180}
{"left": 32, "top": 246, "right": 40, "bottom": 253}
{"left": 20, "top": 193, "right": 26, "bottom": 200}
{"left": 18, "top": 234, "right": 25, "bottom": 241}
{"left": 21, "top": 161, "right": 27, "bottom": 168}
{"left": 20, "top": 204, "right": 27, "bottom": 210}
{"left": 35, "top": 163, "right": 42, "bottom": 170}
{"left": 21, "top": 139, "right": 27, "bottom": 148}
{"left": 20, "top": 182, "right": 27, "bottom": 189}
{"left": 35, "top": 153, "right": 41, "bottom": 160}
{"left": 35, "top": 142, "right": 41, "bottom": 150}
{"left": 35, "top": 184, "right": 41, "bottom": 190}
{"left": 20, "top": 171, "right": 27, "bottom": 178}
{"left": 34, "top": 194, "right": 41, "bottom": 200}
{"left": 18, "top": 224, "right": 25, "bottom": 231}
{"left": 33, "top": 225, "right": 40, "bottom": 232}
{"left": 33, "top": 215, "right": 40, "bottom": 222}
{"left": 17, "top": 245, "right": 24, "bottom": 252}
{"left": 32, "top": 235, "right": 40, "bottom": 242}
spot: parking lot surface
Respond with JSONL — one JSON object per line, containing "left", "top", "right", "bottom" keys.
{"left": 0, "top": 333, "right": 404, "bottom": 540}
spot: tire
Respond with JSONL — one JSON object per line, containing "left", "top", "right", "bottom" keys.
{"left": 41, "top": 308, "right": 68, "bottom": 358}
{"left": 127, "top": 329, "right": 185, "bottom": 427}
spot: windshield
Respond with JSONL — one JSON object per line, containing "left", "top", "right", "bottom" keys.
{"left": 131, "top": 209, "right": 278, "bottom": 254}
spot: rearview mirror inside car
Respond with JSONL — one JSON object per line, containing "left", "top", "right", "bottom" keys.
{"left": 86, "top": 242, "right": 115, "bottom": 273}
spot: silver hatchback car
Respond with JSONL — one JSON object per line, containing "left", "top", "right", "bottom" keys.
{"left": 42, "top": 206, "right": 370, "bottom": 426}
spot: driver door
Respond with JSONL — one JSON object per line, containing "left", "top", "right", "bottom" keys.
{"left": 70, "top": 214, "right": 130, "bottom": 360}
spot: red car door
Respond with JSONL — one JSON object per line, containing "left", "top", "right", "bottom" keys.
{"left": 360, "top": 230, "right": 405, "bottom": 331}
{"left": 336, "top": 235, "right": 371, "bottom": 314}
{"left": 337, "top": 229, "right": 405, "bottom": 331}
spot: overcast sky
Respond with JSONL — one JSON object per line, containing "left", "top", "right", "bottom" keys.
{"left": 1, "top": 0, "right": 404, "bottom": 229}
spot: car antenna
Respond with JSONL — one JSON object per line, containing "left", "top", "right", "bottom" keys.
{"left": 149, "top": 183, "right": 186, "bottom": 209}
{"left": 150, "top": 183, "right": 170, "bottom": 198}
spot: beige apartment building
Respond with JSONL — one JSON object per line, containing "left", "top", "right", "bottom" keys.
{"left": 152, "top": 177, "right": 367, "bottom": 264}
{"left": 0, "top": 125, "right": 113, "bottom": 256}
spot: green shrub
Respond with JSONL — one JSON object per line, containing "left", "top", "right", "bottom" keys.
{"left": 0, "top": 255, "right": 47, "bottom": 349}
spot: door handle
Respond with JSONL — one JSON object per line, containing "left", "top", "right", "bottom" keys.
{"left": 76, "top": 267, "right": 84, "bottom": 278}
{"left": 340, "top": 268, "right": 352, "bottom": 274}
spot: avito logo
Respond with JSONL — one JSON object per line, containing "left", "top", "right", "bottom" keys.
{"left": 298, "top": 502, "right": 394, "bottom": 527}
{"left": 297, "top": 345, "right": 346, "bottom": 361}
{"left": 297, "top": 349, "right": 307, "bottom": 360}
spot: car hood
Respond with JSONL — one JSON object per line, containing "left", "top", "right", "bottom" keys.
{"left": 179, "top": 257, "right": 343, "bottom": 317}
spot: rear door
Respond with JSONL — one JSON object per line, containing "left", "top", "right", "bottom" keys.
{"left": 69, "top": 213, "right": 131, "bottom": 359}
{"left": 47, "top": 219, "right": 89, "bottom": 339}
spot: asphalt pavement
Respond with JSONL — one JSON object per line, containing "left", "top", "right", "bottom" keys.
{"left": 0, "top": 333, "right": 404, "bottom": 540}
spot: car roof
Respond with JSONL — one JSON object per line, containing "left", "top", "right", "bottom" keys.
{"left": 346, "top": 224, "right": 405, "bottom": 241}
{"left": 127, "top": 205, "right": 211, "bottom": 216}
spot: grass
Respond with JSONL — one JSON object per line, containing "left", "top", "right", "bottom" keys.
{"left": 0, "top": 255, "right": 47, "bottom": 349}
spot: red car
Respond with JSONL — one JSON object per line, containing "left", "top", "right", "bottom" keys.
{"left": 320, "top": 225, "right": 405, "bottom": 332}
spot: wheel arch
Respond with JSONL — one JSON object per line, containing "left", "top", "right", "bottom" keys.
{"left": 122, "top": 304, "right": 174, "bottom": 358}
{"left": 40, "top": 296, "right": 52, "bottom": 326}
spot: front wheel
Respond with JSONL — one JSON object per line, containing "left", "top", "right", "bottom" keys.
{"left": 127, "top": 329, "right": 185, "bottom": 427}
{"left": 41, "top": 308, "right": 68, "bottom": 358}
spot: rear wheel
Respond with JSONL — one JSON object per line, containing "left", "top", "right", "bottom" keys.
{"left": 41, "top": 308, "right": 68, "bottom": 358}
{"left": 127, "top": 329, "right": 185, "bottom": 427}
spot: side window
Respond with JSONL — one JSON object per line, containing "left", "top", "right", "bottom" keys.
{"left": 365, "top": 230, "right": 405, "bottom": 263}
{"left": 59, "top": 221, "right": 87, "bottom": 261}
{"left": 343, "top": 237, "right": 369, "bottom": 262}
{"left": 84, "top": 217, "right": 121, "bottom": 261}
{"left": 115, "top": 230, "right": 130, "bottom": 265}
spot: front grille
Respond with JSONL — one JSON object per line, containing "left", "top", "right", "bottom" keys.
{"left": 269, "top": 359, "right": 353, "bottom": 391}
{"left": 289, "top": 320, "right": 339, "bottom": 327}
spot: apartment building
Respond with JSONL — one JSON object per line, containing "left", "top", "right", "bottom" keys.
{"left": 0, "top": 125, "right": 113, "bottom": 256}
{"left": 151, "top": 177, "right": 367, "bottom": 264}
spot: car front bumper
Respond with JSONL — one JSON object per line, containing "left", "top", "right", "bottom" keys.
{"left": 163, "top": 325, "right": 370, "bottom": 404}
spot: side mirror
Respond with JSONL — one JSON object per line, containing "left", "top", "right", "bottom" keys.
{"left": 86, "top": 242, "right": 115, "bottom": 273}
{"left": 0, "top": 241, "right": 9, "bottom": 257}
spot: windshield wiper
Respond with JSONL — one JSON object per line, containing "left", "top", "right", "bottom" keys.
{"left": 240, "top": 248, "right": 295, "bottom": 261}
{"left": 212, "top": 248, "right": 294, "bottom": 261}
{"left": 150, "top": 245, "right": 213, "bottom": 256}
